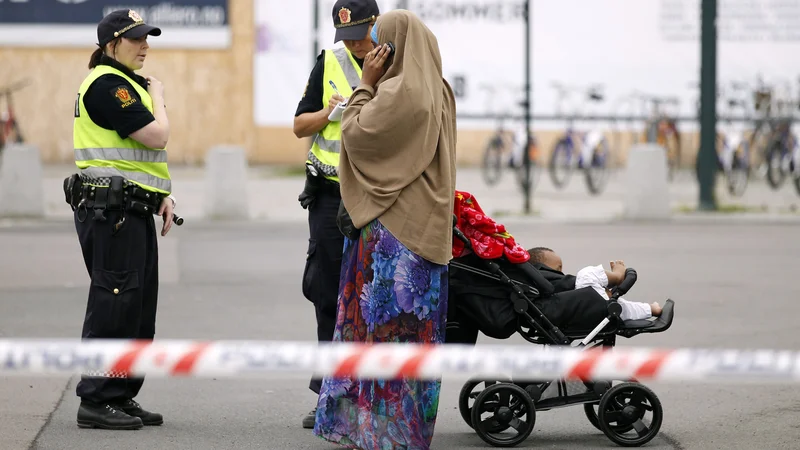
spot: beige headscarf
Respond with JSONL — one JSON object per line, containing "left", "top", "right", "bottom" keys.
{"left": 339, "top": 9, "right": 457, "bottom": 265}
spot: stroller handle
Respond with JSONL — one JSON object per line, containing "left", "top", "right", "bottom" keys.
{"left": 452, "top": 215, "right": 471, "bottom": 247}
{"left": 611, "top": 268, "right": 637, "bottom": 300}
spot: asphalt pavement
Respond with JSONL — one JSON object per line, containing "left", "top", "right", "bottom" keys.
{"left": 2, "top": 216, "right": 799, "bottom": 450}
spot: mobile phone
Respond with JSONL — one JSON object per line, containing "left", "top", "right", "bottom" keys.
{"left": 384, "top": 42, "right": 395, "bottom": 69}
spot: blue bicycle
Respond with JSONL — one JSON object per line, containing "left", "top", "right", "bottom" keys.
{"left": 548, "top": 82, "right": 611, "bottom": 195}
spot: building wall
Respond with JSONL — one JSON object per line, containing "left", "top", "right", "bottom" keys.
{"left": 0, "top": 0, "right": 700, "bottom": 167}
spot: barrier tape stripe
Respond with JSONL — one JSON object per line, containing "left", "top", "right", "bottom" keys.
{"left": 634, "top": 350, "right": 673, "bottom": 379}
{"left": 396, "top": 344, "right": 432, "bottom": 379}
{"left": 171, "top": 342, "right": 211, "bottom": 376}
{"left": 108, "top": 341, "right": 151, "bottom": 377}
{"left": 3, "top": 340, "right": 800, "bottom": 384}
{"left": 566, "top": 348, "right": 604, "bottom": 381}
{"left": 334, "top": 351, "right": 368, "bottom": 378}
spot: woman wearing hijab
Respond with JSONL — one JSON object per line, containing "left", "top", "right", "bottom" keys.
{"left": 313, "top": 9, "right": 457, "bottom": 450}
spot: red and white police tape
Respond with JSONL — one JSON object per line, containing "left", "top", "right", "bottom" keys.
{"left": 1, "top": 339, "right": 799, "bottom": 383}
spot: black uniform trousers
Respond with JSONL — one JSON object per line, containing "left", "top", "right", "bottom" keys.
{"left": 74, "top": 207, "right": 159, "bottom": 405}
{"left": 302, "top": 190, "right": 344, "bottom": 394}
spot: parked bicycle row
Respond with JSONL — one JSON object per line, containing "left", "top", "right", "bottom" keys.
{"left": 478, "top": 76, "right": 800, "bottom": 198}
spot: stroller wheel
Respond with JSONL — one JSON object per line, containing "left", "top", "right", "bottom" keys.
{"left": 597, "top": 383, "right": 663, "bottom": 447}
{"left": 584, "top": 402, "right": 634, "bottom": 434}
{"left": 459, "top": 380, "right": 501, "bottom": 430}
{"left": 471, "top": 383, "right": 535, "bottom": 447}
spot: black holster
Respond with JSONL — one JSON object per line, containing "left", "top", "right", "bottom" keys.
{"left": 63, "top": 173, "right": 82, "bottom": 210}
{"left": 298, "top": 165, "right": 323, "bottom": 210}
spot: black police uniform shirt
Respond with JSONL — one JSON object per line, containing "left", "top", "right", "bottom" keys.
{"left": 295, "top": 50, "right": 365, "bottom": 117}
{"left": 80, "top": 55, "right": 156, "bottom": 139}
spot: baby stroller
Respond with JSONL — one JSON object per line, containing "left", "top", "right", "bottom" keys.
{"left": 445, "top": 213, "right": 675, "bottom": 448}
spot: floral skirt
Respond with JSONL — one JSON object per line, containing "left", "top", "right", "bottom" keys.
{"left": 313, "top": 219, "right": 448, "bottom": 450}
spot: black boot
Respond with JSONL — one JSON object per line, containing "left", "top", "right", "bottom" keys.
{"left": 302, "top": 407, "right": 317, "bottom": 429}
{"left": 77, "top": 402, "right": 143, "bottom": 430}
{"left": 115, "top": 399, "right": 163, "bottom": 426}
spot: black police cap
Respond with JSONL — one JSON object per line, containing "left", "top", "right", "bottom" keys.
{"left": 97, "top": 9, "right": 162, "bottom": 47}
{"left": 332, "top": 0, "right": 380, "bottom": 43}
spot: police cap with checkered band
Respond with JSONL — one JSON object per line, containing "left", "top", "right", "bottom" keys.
{"left": 97, "top": 9, "right": 162, "bottom": 48}
{"left": 332, "top": 0, "right": 380, "bottom": 43}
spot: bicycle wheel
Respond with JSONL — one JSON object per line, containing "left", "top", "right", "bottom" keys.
{"left": 726, "top": 140, "right": 750, "bottom": 197}
{"left": 659, "top": 121, "right": 681, "bottom": 182}
{"left": 482, "top": 134, "right": 505, "bottom": 186}
{"left": 765, "top": 139, "right": 788, "bottom": 190}
{"left": 585, "top": 137, "right": 611, "bottom": 195}
{"left": 514, "top": 138, "right": 541, "bottom": 194}
{"left": 793, "top": 161, "right": 800, "bottom": 197}
{"left": 549, "top": 137, "right": 574, "bottom": 189}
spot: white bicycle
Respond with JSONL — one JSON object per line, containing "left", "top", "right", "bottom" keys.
{"left": 548, "top": 81, "right": 611, "bottom": 195}
{"left": 479, "top": 84, "right": 542, "bottom": 193}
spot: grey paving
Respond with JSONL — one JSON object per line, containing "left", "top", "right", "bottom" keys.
{"left": 1, "top": 218, "right": 799, "bottom": 449}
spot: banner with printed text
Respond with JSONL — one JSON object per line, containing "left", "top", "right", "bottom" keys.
{"left": 254, "top": 0, "right": 800, "bottom": 129}
{"left": 0, "top": 0, "right": 230, "bottom": 48}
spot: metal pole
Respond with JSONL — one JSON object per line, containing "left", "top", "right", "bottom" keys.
{"left": 522, "top": 0, "right": 533, "bottom": 214}
{"left": 313, "top": 0, "right": 320, "bottom": 61}
{"left": 698, "top": 0, "right": 718, "bottom": 210}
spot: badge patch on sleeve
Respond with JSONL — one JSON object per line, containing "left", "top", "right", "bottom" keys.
{"left": 112, "top": 86, "right": 138, "bottom": 108}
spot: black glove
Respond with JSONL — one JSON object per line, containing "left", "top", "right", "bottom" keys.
{"left": 298, "top": 190, "right": 315, "bottom": 210}
{"left": 336, "top": 200, "right": 361, "bottom": 240}
{"left": 298, "top": 165, "right": 321, "bottom": 210}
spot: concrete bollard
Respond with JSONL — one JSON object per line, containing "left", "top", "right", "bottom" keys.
{"left": 623, "top": 144, "right": 670, "bottom": 220}
{"left": 204, "top": 145, "right": 249, "bottom": 220}
{"left": 0, "top": 143, "right": 45, "bottom": 218}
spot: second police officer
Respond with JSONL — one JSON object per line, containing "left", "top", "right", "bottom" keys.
{"left": 293, "top": 0, "right": 380, "bottom": 429}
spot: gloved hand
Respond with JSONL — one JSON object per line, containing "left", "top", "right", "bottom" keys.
{"left": 298, "top": 191, "right": 315, "bottom": 210}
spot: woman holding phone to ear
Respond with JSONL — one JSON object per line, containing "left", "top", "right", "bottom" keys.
{"left": 313, "top": 9, "right": 457, "bottom": 450}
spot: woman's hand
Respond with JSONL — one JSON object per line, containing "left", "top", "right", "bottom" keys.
{"left": 146, "top": 76, "right": 164, "bottom": 100}
{"left": 361, "top": 44, "right": 392, "bottom": 87}
{"left": 158, "top": 196, "right": 174, "bottom": 236}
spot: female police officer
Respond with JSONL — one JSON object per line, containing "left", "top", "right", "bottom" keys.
{"left": 69, "top": 9, "right": 175, "bottom": 430}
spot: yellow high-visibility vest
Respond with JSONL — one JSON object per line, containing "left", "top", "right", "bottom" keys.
{"left": 306, "top": 47, "right": 363, "bottom": 183}
{"left": 73, "top": 65, "right": 171, "bottom": 194}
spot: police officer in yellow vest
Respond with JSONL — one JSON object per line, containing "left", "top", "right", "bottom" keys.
{"left": 293, "top": 0, "right": 379, "bottom": 429}
{"left": 66, "top": 9, "right": 175, "bottom": 430}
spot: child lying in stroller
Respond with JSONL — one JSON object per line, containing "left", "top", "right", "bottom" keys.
{"left": 448, "top": 190, "right": 675, "bottom": 448}
{"left": 527, "top": 246, "right": 663, "bottom": 321}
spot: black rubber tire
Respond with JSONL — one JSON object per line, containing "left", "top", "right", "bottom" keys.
{"left": 726, "top": 142, "right": 750, "bottom": 197}
{"left": 584, "top": 402, "right": 634, "bottom": 434}
{"left": 794, "top": 170, "right": 800, "bottom": 197}
{"left": 549, "top": 137, "right": 573, "bottom": 189}
{"left": 482, "top": 136, "right": 505, "bottom": 186}
{"left": 597, "top": 383, "right": 663, "bottom": 447}
{"left": 471, "top": 383, "right": 536, "bottom": 448}
{"left": 585, "top": 138, "right": 611, "bottom": 196}
{"left": 458, "top": 380, "right": 501, "bottom": 430}
{"left": 765, "top": 141, "right": 787, "bottom": 190}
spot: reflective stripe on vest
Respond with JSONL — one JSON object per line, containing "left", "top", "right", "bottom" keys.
{"left": 306, "top": 47, "right": 362, "bottom": 183}
{"left": 80, "top": 166, "right": 172, "bottom": 192}
{"left": 332, "top": 47, "right": 362, "bottom": 90}
{"left": 312, "top": 136, "right": 340, "bottom": 154}
{"left": 73, "top": 65, "right": 171, "bottom": 194}
{"left": 75, "top": 148, "right": 168, "bottom": 163}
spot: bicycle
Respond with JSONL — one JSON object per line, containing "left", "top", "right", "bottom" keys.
{"left": 478, "top": 84, "right": 541, "bottom": 193}
{"left": 760, "top": 77, "right": 798, "bottom": 190}
{"left": 715, "top": 80, "right": 753, "bottom": 197}
{"left": 548, "top": 81, "right": 611, "bottom": 195}
{"left": 0, "top": 78, "right": 31, "bottom": 157}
